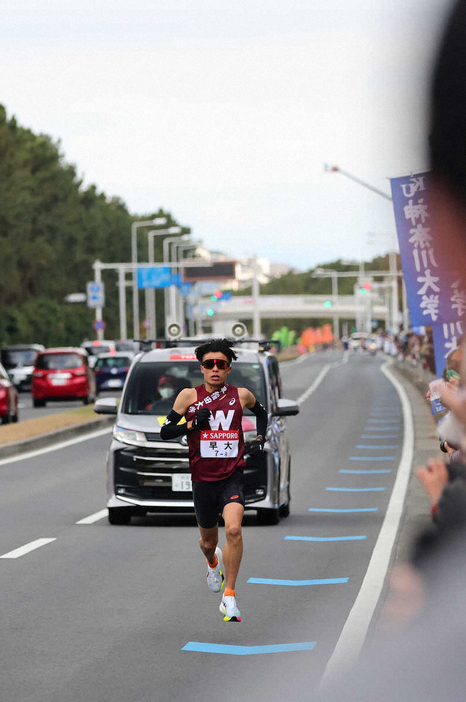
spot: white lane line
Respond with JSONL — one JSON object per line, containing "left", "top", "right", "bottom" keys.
{"left": 0, "top": 427, "right": 112, "bottom": 466}
{"left": 280, "top": 353, "right": 310, "bottom": 367}
{"left": 296, "top": 365, "right": 330, "bottom": 405}
{"left": 296, "top": 355, "right": 349, "bottom": 406}
{"left": 76, "top": 509, "right": 108, "bottom": 525}
{"left": 320, "top": 359, "right": 414, "bottom": 686}
{"left": 0, "top": 538, "right": 56, "bottom": 559}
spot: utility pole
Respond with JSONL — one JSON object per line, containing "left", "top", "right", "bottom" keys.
{"left": 252, "top": 257, "right": 261, "bottom": 338}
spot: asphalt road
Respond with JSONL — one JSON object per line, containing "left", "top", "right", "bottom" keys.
{"left": 17, "top": 390, "right": 121, "bottom": 422}
{"left": 0, "top": 350, "right": 410, "bottom": 701}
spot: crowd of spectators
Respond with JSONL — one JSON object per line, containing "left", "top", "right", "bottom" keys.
{"left": 370, "top": 329, "right": 436, "bottom": 375}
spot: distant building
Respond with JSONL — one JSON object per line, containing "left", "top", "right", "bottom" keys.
{"left": 186, "top": 246, "right": 296, "bottom": 291}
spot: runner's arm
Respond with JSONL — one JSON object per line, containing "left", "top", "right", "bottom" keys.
{"left": 239, "top": 388, "right": 268, "bottom": 441}
{"left": 160, "top": 388, "right": 196, "bottom": 440}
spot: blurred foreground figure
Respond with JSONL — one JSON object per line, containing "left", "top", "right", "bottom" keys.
{"left": 319, "top": 2, "right": 466, "bottom": 699}
{"left": 430, "top": 0, "right": 466, "bottom": 277}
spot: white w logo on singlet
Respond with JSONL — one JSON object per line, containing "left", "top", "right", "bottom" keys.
{"left": 209, "top": 409, "right": 235, "bottom": 430}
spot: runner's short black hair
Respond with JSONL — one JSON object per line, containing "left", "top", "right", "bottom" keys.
{"left": 195, "top": 338, "right": 238, "bottom": 365}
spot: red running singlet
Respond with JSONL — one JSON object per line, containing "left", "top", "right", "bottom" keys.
{"left": 186, "top": 384, "right": 245, "bottom": 482}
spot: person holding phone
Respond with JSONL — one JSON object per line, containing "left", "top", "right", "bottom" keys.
{"left": 160, "top": 338, "right": 268, "bottom": 622}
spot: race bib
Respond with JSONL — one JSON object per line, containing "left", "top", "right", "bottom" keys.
{"left": 200, "top": 430, "right": 239, "bottom": 458}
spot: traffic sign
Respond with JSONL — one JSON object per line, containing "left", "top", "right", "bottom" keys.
{"left": 137, "top": 267, "right": 172, "bottom": 289}
{"left": 93, "top": 319, "right": 106, "bottom": 331}
{"left": 87, "top": 281, "right": 105, "bottom": 308}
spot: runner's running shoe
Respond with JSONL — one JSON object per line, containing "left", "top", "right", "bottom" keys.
{"left": 206, "top": 547, "right": 224, "bottom": 593}
{"left": 219, "top": 594, "right": 241, "bottom": 622}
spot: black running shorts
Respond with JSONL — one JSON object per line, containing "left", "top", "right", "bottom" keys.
{"left": 192, "top": 470, "right": 245, "bottom": 529}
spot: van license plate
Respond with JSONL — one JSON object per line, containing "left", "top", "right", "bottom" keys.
{"left": 172, "top": 474, "right": 192, "bottom": 492}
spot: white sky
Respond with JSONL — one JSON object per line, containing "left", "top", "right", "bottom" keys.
{"left": 0, "top": 0, "right": 454, "bottom": 269}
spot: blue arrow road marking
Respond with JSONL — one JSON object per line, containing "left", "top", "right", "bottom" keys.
{"left": 182, "top": 642, "right": 317, "bottom": 655}
{"left": 326, "top": 487, "right": 386, "bottom": 492}
{"left": 309, "top": 508, "right": 378, "bottom": 513}
{"left": 370, "top": 414, "right": 400, "bottom": 418}
{"left": 356, "top": 445, "right": 399, "bottom": 449}
{"left": 248, "top": 577, "right": 349, "bottom": 586}
{"left": 364, "top": 427, "right": 400, "bottom": 431}
{"left": 361, "top": 435, "right": 399, "bottom": 439}
{"left": 349, "top": 456, "right": 395, "bottom": 461}
{"left": 367, "top": 420, "right": 400, "bottom": 424}
{"left": 284, "top": 535, "right": 366, "bottom": 542}
{"left": 340, "top": 469, "right": 391, "bottom": 474}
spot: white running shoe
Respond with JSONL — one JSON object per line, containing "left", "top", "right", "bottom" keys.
{"left": 206, "top": 547, "right": 224, "bottom": 593}
{"left": 219, "top": 594, "right": 242, "bottom": 622}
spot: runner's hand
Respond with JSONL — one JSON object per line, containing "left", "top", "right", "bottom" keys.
{"left": 192, "top": 408, "right": 211, "bottom": 429}
{"left": 246, "top": 437, "right": 265, "bottom": 457}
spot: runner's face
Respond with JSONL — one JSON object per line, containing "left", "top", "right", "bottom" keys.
{"left": 201, "top": 352, "right": 231, "bottom": 388}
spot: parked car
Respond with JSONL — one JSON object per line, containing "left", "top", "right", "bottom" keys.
{"left": 94, "top": 340, "right": 299, "bottom": 526}
{"left": 32, "top": 348, "right": 96, "bottom": 407}
{"left": 0, "top": 344, "right": 45, "bottom": 391}
{"left": 94, "top": 352, "right": 134, "bottom": 394}
{"left": 0, "top": 362, "right": 19, "bottom": 424}
{"left": 80, "top": 340, "right": 116, "bottom": 368}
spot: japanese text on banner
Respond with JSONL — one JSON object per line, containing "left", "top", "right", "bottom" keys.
{"left": 432, "top": 321, "right": 464, "bottom": 376}
{"left": 389, "top": 171, "right": 466, "bottom": 325}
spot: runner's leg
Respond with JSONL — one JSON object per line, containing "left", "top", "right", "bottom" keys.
{"left": 198, "top": 524, "right": 219, "bottom": 565}
{"left": 222, "top": 502, "right": 244, "bottom": 590}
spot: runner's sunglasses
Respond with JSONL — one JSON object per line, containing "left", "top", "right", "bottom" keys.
{"left": 201, "top": 359, "right": 230, "bottom": 370}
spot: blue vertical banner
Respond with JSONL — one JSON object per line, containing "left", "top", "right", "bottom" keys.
{"left": 432, "top": 321, "right": 464, "bottom": 376}
{"left": 390, "top": 171, "right": 466, "bottom": 325}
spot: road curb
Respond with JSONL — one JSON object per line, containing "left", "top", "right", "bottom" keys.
{"left": 0, "top": 416, "right": 115, "bottom": 459}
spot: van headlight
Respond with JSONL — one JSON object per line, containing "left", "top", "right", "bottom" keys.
{"left": 113, "top": 426, "right": 146, "bottom": 446}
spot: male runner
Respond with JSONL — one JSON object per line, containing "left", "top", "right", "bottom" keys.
{"left": 160, "top": 338, "right": 268, "bottom": 622}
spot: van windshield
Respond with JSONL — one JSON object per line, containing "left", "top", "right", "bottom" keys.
{"left": 122, "top": 361, "right": 267, "bottom": 415}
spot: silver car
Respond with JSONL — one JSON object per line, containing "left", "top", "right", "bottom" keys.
{"left": 94, "top": 342, "right": 299, "bottom": 525}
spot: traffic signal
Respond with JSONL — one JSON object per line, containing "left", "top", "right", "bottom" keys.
{"left": 360, "top": 282, "right": 372, "bottom": 294}
{"left": 207, "top": 308, "right": 215, "bottom": 317}
{"left": 211, "top": 290, "right": 223, "bottom": 301}
{"left": 324, "top": 300, "right": 332, "bottom": 308}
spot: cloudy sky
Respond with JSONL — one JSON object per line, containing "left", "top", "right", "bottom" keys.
{"left": 1, "top": 0, "right": 454, "bottom": 269}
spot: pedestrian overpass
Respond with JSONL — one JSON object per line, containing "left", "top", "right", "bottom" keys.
{"left": 201, "top": 294, "right": 390, "bottom": 337}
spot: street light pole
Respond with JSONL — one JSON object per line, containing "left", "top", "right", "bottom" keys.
{"left": 324, "top": 164, "right": 392, "bottom": 201}
{"left": 326, "top": 165, "right": 408, "bottom": 334}
{"left": 93, "top": 260, "right": 104, "bottom": 342}
{"left": 174, "top": 241, "right": 202, "bottom": 331}
{"left": 146, "top": 226, "right": 182, "bottom": 338}
{"left": 131, "top": 217, "right": 168, "bottom": 339}
{"left": 163, "top": 234, "right": 190, "bottom": 325}
{"left": 252, "top": 257, "right": 261, "bottom": 338}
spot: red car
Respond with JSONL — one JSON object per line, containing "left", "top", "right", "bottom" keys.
{"left": 32, "top": 348, "right": 96, "bottom": 408}
{"left": 0, "top": 362, "right": 19, "bottom": 424}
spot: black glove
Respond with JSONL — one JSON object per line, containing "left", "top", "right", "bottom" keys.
{"left": 192, "top": 407, "right": 211, "bottom": 429}
{"left": 246, "top": 436, "right": 265, "bottom": 457}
